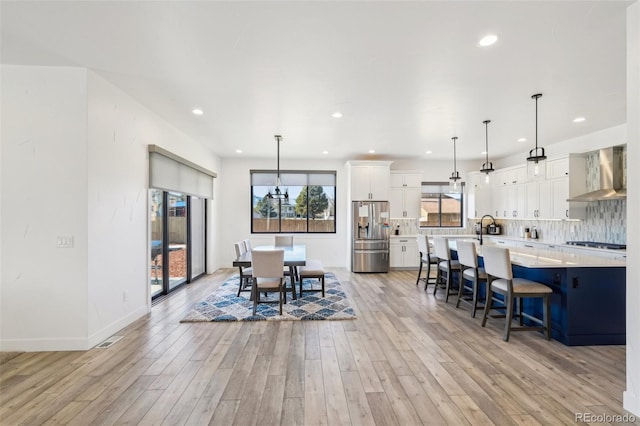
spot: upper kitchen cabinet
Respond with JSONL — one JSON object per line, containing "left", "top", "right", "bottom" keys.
{"left": 467, "top": 172, "right": 493, "bottom": 219}
{"left": 390, "top": 171, "right": 422, "bottom": 218}
{"left": 549, "top": 155, "right": 587, "bottom": 220}
{"left": 347, "top": 161, "right": 393, "bottom": 201}
{"left": 491, "top": 165, "right": 526, "bottom": 219}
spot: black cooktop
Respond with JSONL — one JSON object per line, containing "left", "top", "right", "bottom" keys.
{"left": 566, "top": 241, "right": 627, "bottom": 250}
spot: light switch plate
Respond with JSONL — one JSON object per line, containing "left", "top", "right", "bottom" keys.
{"left": 56, "top": 235, "right": 74, "bottom": 248}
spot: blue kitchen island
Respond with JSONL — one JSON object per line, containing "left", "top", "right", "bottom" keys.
{"left": 450, "top": 240, "right": 626, "bottom": 346}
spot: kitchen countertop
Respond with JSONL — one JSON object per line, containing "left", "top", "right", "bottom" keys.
{"left": 449, "top": 238, "right": 626, "bottom": 268}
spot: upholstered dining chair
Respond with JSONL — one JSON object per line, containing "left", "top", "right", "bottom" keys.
{"left": 274, "top": 235, "right": 293, "bottom": 247}
{"left": 234, "top": 241, "right": 253, "bottom": 297}
{"left": 455, "top": 240, "right": 488, "bottom": 318}
{"left": 243, "top": 238, "right": 252, "bottom": 252}
{"left": 251, "top": 249, "right": 286, "bottom": 315}
{"left": 481, "top": 246, "right": 552, "bottom": 341}
{"left": 433, "top": 237, "right": 461, "bottom": 302}
{"left": 274, "top": 235, "right": 296, "bottom": 283}
{"left": 416, "top": 235, "right": 438, "bottom": 291}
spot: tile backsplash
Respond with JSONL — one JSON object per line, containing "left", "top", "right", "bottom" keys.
{"left": 485, "top": 199, "right": 626, "bottom": 244}
{"left": 464, "top": 146, "right": 627, "bottom": 244}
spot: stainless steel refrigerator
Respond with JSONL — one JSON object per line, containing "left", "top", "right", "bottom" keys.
{"left": 352, "top": 201, "right": 390, "bottom": 272}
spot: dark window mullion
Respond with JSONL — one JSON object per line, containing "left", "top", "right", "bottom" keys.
{"left": 186, "top": 196, "right": 192, "bottom": 282}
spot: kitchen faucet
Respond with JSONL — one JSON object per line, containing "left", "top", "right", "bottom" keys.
{"left": 478, "top": 214, "right": 496, "bottom": 246}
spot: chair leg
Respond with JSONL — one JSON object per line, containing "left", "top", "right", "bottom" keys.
{"left": 321, "top": 275, "right": 325, "bottom": 298}
{"left": 504, "top": 295, "right": 514, "bottom": 342}
{"left": 433, "top": 267, "right": 441, "bottom": 296}
{"left": 471, "top": 276, "right": 479, "bottom": 318}
{"left": 425, "top": 262, "right": 432, "bottom": 291}
{"left": 518, "top": 298, "right": 523, "bottom": 326}
{"left": 444, "top": 269, "right": 452, "bottom": 303}
{"left": 279, "top": 281, "right": 283, "bottom": 315}
{"left": 416, "top": 261, "right": 423, "bottom": 286}
{"left": 544, "top": 294, "right": 551, "bottom": 340}
{"left": 252, "top": 283, "right": 258, "bottom": 315}
{"left": 481, "top": 288, "right": 492, "bottom": 327}
{"left": 455, "top": 274, "right": 464, "bottom": 308}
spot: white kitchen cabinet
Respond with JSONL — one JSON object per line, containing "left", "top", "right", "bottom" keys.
{"left": 525, "top": 180, "right": 552, "bottom": 219}
{"left": 390, "top": 172, "right": 422, "bottom": 218}
{"left": 390, "top": 172, "right": 422, "bottom": 188}
{"left": 467, "top": 172, "right": 493, "bottom": 219}
{"left": 390, "top": 238, "right": 419, "bottom": 268}
{"left": 551, "top": 177, "right": 586, "bottom": 220}
{"left": 390, "top": 186, "right": 421, "bottom": 218}
{"left": 546, "top": 157, "right": 570, "bottom": 179}
{"left": 348, "top": 161, "right": 392, "bottom": 200}
{"left": 491, "top": 166, "right": 526, "bottom": 219}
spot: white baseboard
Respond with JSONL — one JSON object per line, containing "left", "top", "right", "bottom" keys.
{"left": 87, "top": 305, "right": 149, "bottom": 348}
{"left": 0, "top": 305, "right": 149, "bottom": 352}
{"left": 624, "top": 391, "right": 640, "bottom": 418}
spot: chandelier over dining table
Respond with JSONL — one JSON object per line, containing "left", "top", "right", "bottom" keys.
{"left": 267, "top": 134, "right": 289, "bottom": 202}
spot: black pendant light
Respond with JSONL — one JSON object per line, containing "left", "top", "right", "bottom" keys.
{"left": 266, "top": 135, "right": 289, "bottom": 202}
{"left": 449, "top": 136, "right": 461, "bottom": 193}
{"left": 526, "top": 93, "right": 547, "bottom": 179}
{"left": 480, "top": 119, "right": 495, "bottom": 182}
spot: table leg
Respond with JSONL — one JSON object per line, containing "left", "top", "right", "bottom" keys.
{"left": 289, "top": 266, "right": 298, "bottom": 300}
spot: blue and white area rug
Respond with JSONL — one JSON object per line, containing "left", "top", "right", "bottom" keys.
{"left": 180, "top": 272, "right": 357, "bottom": 322}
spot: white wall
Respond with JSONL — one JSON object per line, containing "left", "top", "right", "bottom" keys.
{"left": 624, "top": 1, "right": 640, "bottom": 418}
{"left": 496, "top": 124, "right": 627, "bottom": 169}
{"left": 0, "top": 66, "right": 222, "bottom": 351}
{"left": 1, "top": 66, "right": 90, "bottom": 350}
{"left": 85, "top": 71, "right": 221, "bottom": 346}
{"left": 219, "top": 157, "right": 347, "bottom": 268}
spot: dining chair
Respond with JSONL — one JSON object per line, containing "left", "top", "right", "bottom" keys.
{"left": 244, "top": 238, "right": 252, "bottom": 252}
{"left": 234, "top": 241, "right": 253, "bottom": 297}
{"left": 274, "top": 235, "right": 294, "bottom": 247}
{"left": 433, "top": 237, "right": 461, "bottom": 302}
{"left": 251, "top": 249, "right": 286, "bottom": 315}
{"left": 416, "top": 235, "right": 438, "bottom": 291}
{"left": 274, "top": 235, "right": 297, "bottom": 283}
{"left": 455, "top": 240, "right": 488, "bottom": 318}
{"left": 481, "top": 246, "right": 552, "bottom": 341}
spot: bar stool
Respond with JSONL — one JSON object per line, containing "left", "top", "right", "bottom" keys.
{"left": 481, "top": 246, "right": 552, "bottom": 341}
{"left": 433, "top": 237, "right": 461, "bottom": 303}
{"left": 416, "top": 235, "right": 438, "bottom": 291}
{"left": 455, "top": 240, "right": 488, "bottom": 318}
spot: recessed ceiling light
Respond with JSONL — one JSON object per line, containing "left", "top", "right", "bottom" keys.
{"left": 425, "top": 150, "right": 433, "bottom": 155}
{"left": 235, "top": 149, "right": 243, "bottom": 154}
{"left": 369, "top": 150, "right": 376, "bottom": 154}
{"left": 518, "top": 138, "right": 527, "bottom": 142}
{"left": 322, "top": 150, "right": 329, "bottom": 155}
{"left": 479, "top": 34, "right": 498, "bottom": 47}
{"left": 573, "top": 117, "right": 586, "bottom": 123}
{"left": 332, "top": 112, "right": 343, "bottom": 118}
{"left": 192, "top": 108, "right": 204, "bottom": 115}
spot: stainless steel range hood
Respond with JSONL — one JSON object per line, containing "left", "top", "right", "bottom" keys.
{"left": 567, "top": 146, "right": 626, "bottom": 202}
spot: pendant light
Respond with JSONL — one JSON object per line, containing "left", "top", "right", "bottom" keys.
{"left": 449, "top": 136, "right": 461, "bottom": 193}
{"left": 266, "top": 134, "right": 289, "bottom": 202}
{"left": 480, "top": 119, "right": 495, "bottom": 183}
{"left": 526, "top": 93, "right": 547, "bottom": 179}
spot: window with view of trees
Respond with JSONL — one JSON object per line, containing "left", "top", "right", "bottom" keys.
{"left": 251, "top": 171, "right": 336, "bottom": 233}
{"left": 419, "top": 182, "right": 464, "bottom": 228}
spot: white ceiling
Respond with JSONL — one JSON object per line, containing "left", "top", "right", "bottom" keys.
{"left": 1, "top": 1, "right": 630, "bottom": 162}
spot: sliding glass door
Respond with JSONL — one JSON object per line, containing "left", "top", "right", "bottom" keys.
{"left": 150, "top": 190, "right": 207, "bottom": 299}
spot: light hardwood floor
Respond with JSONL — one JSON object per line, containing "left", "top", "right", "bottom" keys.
{"left": 0, "top": 269, "right": 635, "bottom": 425}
